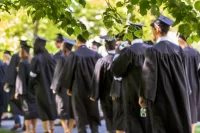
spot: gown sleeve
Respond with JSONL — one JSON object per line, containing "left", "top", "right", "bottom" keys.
{"left": 90, "top": 59, "right": 105, "bottom": 100}
{"left": 140, "top": 48, "right": 158, "bottom": 102}
{"left": 111, "top": 48, "right": 131, "bottom": 77}
{"left": 63, "top": 53, "right": 76, "bottom": 91}
{"left": 29, "top": 57, "right": 39, "bottom": 91}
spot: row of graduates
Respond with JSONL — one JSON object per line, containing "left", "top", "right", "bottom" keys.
{"left": 1, "top": 13, "right": 200, "bottom": 133}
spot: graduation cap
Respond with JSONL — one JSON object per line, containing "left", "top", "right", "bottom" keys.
{"left": 178, "top": 35, "right": 189, "bottom": 42}
{"left": 34, "top": 36, "right": 47, "bottom": 46}
{"left": 129, "top": 22, "right": 146, "bottom": 30}
{"left": 55, "top": 33, "right": 64, "bottom": 43}
{"left": 92, "top": 41, "right": 102, "bottom": 48}
{"left": 151, "top": 14, "right": 174, "bottom": 27}
{"left": 4, "top": 50, "right": 12, "bottom": 56}
{"left": 20, "top": 41, "right": 32, "bottom": 53}
{"left": 100, "top": 35, "right": 115, "bottom": 41}
{"left": 63, "top": 38, "right": 76, "bottom": 50}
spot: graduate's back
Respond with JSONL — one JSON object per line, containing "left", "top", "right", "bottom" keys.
{"left": 141, "top": 40, "right": 191, "bottom": 133}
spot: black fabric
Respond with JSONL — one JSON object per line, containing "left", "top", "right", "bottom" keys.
{"left": 0, "top": 61, "right": 6, "bottom": 106}
{"left": 64, "top": 45, "right": 101, "bottom": 128}
{"left": 51, "top": 56, "right": 74, "bottom": 119}
{"left": 53, "top": 50, "right": 62, "bottom": 61}
{"left": 183, "top": 47, "right": 200, "bottom": 123}
{"left": 90, "top": 53, "right": 115, "bottom": 131}
{"left": 111, "top": 80, "right": 125, "bottom": 131}
{"left": 112, "top": 43, "right": 151, "bottom": 133}
{"left": 29, "top": 51, "right": 57, "bottom": 121}
{"left": 18, "top": 59, "right": 38, "bottom": 120}
{"left": 140, "top": 41, "right": 191, "bottom": 133}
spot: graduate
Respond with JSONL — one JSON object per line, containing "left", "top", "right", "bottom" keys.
{"left": 111, "top": 24, "right": 151, "bottom": 133}
{"left": 178, "top": 35, "right": 200, "bottom": 133}
{"left": 51, "top": 38, "right": 76, "bottom": 133}
{"left": 4, "top": 42, "right": 24, "bottom": 131}
{"left": 110, "top": 35, "right": 127, "bottom": 133}
{"left": 91, "top": 41, "right": 102, "bottom": 52}
{"left": 0, "top": 60, "right": 7, "bottom": 127}
{"left": 139, "top": 15, "right": 191, "bottom": 133}
{"left": 64, "top": 34, "right": 101, "bottom": 133}
{"left": 90, "top": 36, "right": 116, "bottom": 133}
{"left": 1, "top": 50, "right": 11, "bottom": 120}
{"left": 29, "top": 37, "right": 57, "bottom": 133}
{"left": 54, "top": 33, "right": 64, "bottom": 60}
{"left": 14, "top": 43, "right": 38, "bottom": 133}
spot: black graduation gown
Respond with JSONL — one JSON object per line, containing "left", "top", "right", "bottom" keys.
{"left": 111, "top": 43, "right": 150, "bottom": 133}
{"left": 90, "top": 53, "right": 115, "bottom": 131}
{"left": 51, "top": 55, "right": 74, "bottom": 120}
{"left": 0, "top": 61, "right": 6, "bottom": 107}
{"left": 4, "top": 53, "right": 22, "bottom": 115}
{"left": 29, "top": 51, "right": 57, "bottom": 121}
{"left": 53, "top": 50, "right": 62, "bottom": 61}
{"left": 110, "top": 79, "right": 125, "bottom": 131}
{"left": 2, "top": 63, "right": 9, "bottom": 112}
{"left": 17, "top": 59, "right": 38, "bottom": 120}
{"left": 64, "top": 45, "right": 101, "bottom": 128}
{"left": 140, "top": 41, "right": 191, "bottom": 133}
{"left": 183, "top": 47, "right": 200, "bottom": 122}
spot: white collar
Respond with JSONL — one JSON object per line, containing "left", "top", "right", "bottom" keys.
{"left": 156, "top": 36, "right": 171, "bottom": 43}
{"left": 131, "top": 39, "right": 143, "bottom": 45}
{"left": 107, "top": 50, "right": 115, "bottom": 54}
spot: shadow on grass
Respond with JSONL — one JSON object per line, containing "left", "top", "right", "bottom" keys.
{"left": 196, "top": 125, "right": 200, "bottom": 133}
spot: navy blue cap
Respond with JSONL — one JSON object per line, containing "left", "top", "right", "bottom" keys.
{"left": 64, "top": 38, "right": 76, "bottom": 45}
{"left": 56, "top": 33, "right": 64, "bottom": 43}
{"left": 37, "top": 36, "right": 47, "bottom": 42}
{"left": 92, "top": 41, "right": 102, "bottom": 47}
{"left": 151, "top": 14, "right": 174, "bottom": 26}
{"left": 100, "top": 35, "right": 114, "bottom": 41}
{"left": 34, "top": 36, "right": 47, "bottom": 46}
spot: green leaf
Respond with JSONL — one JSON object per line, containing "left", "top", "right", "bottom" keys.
{"left": 130, "top": 0, "right": 139, "bottom": 5}
{"left": 82, "top": 30, "right": 89, "bottom": 40}
{"left": 194, "top": 0, "right": 200, "bottom": 12}
{"left": 79, "top": 0, "right": 86, "bottom": 7}
{"left": 157, "top": 0, "right": 163, "bottom": 6}
{"left": 74, "top": 26, "right": 81, "bottom": 35}
{"left": 67, "top": 28, "right": 74, "bottom": 36}
{"left": 116, "top": 1, "right": 123, "bottom": 7}
{"left": 151, "top": 5, "right": 159, "bottom": 16}
{"left": 107, "top": 30, "right": 113, "bottom": 38}
{"left": 134, "top": 30, "right": 143, "bottom": 38}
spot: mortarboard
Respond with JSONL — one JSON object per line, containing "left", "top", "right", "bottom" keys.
{"left": 92, "top": 41, "right": 102, "bottom": 48}
{"left": 20, "top": 40, "right": 28, "bottom": 45}
{"left": 129, "top": 22, "right": 146, "bottom": 30}
{"left": 63, "top": 38, "right": 76, "bottom": 50}
{"left": 34, "top": 36, "right": 47, "bottom": 46}
{"left": 151, "top": 14, "right": 174, "bottom": 26}
{"left": 4, "top": 50, "right": 12, "bottom": 56}
{"left": 100, "top": 35, "right": 114, "bottom": 41}
{"left": 20, "top": 42, "right": 32, "bottom": 53}
{"left": 55, "top": 33, "right": 64, "bottom": 43}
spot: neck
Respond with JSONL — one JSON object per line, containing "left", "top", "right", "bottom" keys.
{"left": 180, "top": 42, "right": 188, "bottom": 49}
{"left": 65, "top": 51, "right": 71, "bottom": 56}
{"left": 156, "top": 34, "right": 167, "bottom": 41}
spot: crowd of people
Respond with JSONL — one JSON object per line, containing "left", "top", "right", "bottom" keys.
{"left": 0, "top": 14, "right": 200, "bottom": 133}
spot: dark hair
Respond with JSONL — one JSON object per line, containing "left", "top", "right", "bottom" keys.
{"left": 34, "top": 39, "right": 46, "bottom": 55}
{"left": 64, "top": 42, "right": 73, "bottom": 51}
{"left": 77, "top": 34, "right": 86, "bottom": 43}
{"left": 105, "top": 40, "right": 116, "bottom": 51}
{"left": 179, "top": 35, "right": 187, "bottom": 42}
{"left": 151, "top": 20, "right": 170, "bottom": 35}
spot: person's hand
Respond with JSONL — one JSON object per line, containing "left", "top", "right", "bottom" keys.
{"left": 52, "top": 90, "right": 56, "bottom": 94}
{"left": 90, "top": 98, "right": 95, "bottom": 102}
{"left": 14, "top": 93, "right": 19, "bottom": 100}
{"left": 67, "top": 89, "right": 72, "bottom": 96}
{"left": 4, "top": 84, "right": 8, "bottom": 92}
{"left": 139, "top": 96, "right": 147, "bottom": 108}
{"left": 112, "top": 96, "right": 116, "bottom": 101}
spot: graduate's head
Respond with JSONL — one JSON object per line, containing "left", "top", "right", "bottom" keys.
{"left": 105, "top": 39, "right": 116, "bottom": 51}
{"left": 92, "top": 41, "right": 101, "bottom": 52}
{"left": 34, "top": 36, "right": 46, "bottom": 55}
{"left": 151, "top": 15, "right": 174, "bottom": 41}
{"left": 55, "top": 33, "right": 64, "bottom": 49}
{"left": 76, "top": 34, "right": 87, "bottom": 47}
{"left": 19, "top": 40, "right": 31, "bottom": 59}
{"left": 62, "top": 38, "right": 76, "bottom": 55}
{"left": 3, "top": 50, "right": 11, "bottom": 64}
{"left": 178, "top": 35, "right": 189, "bottom": 48}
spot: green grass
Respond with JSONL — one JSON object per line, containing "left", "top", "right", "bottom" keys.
{"left": 196, "top": 125, "right": 200, "bottom": 133}
{"left": 0, "top": 130, "right": 15, "bottom": 133}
